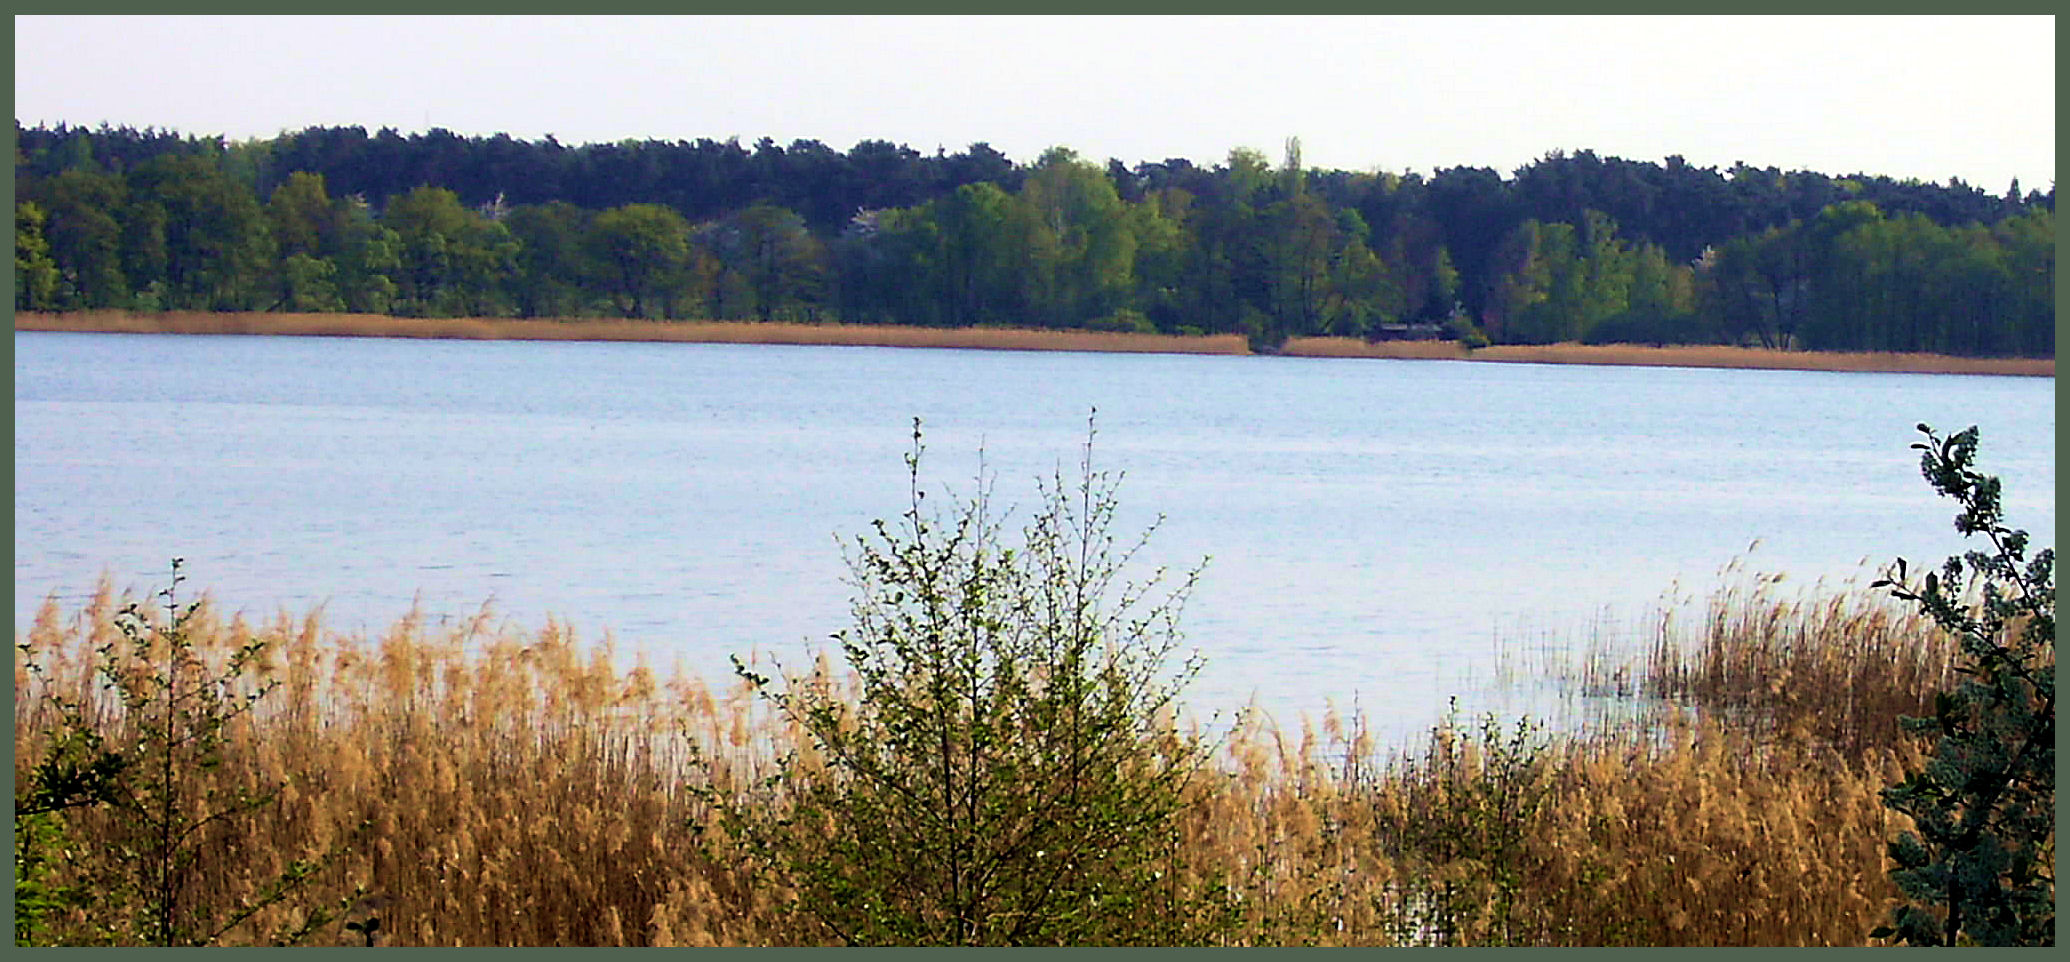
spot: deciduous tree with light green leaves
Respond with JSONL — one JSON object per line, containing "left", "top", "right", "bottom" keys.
{"left": 128, "top": 154, "right": 274, "bottom": 311}
{"left": 381, "top": 185, "right": 516, "bottom": 317}
{"left": 698, "top": 419, "right": 1236, "bottom": 946}
{"left": 15, "top": 201, "right": 62, "bottom": 311}
{"left": 38, "top": 169, "right": 132, "bottom": 309}
{"left": 587, "top": 202, "right": 691, "bottom": 319}
{"left": 704, "top": 204, "right": 827, "bottom": 322}
{"left": 504, "top": 201, "right": 595, "bottom": 319}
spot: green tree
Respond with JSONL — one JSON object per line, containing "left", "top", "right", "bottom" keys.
{"left": 833, "top": 206, "right": 940, "bottom": 327}
{"left": 705, "top": 204, "right": 828, "bottom": 322}
{"left": 1255, "top": 138, "right": 1402, "bottom": 342}
{"left": 265, "top": 171, "right": 338, "bottom": 263}
{"left": 1990, "top": 208, "right": 2054, "bottom": 357}
{"left": 1574, "top": 209, "right": 1635, "bottom": 337}
{"left": 381, "top": 187, "right": 460, "bottom": 315}
{"left": 446, "top": 216, "right": 519, "bottom": 317}
{"left": 703, "top": 420, "right": 1230, "bottom": 945}
{"left": 1019, "top": 148, "right": 1138, "bottom": 327}
{"left": 504, "top": 201, "right": 594, "bottom": 318}
{"left": 15, "top": 201, "right": 61, "bottom": 310}
{"left": 1318, "top": 234, "right": 1401, "bottom": 338}
{"left": 266, "top": 172, "right": 345, "bottom": 312}
{"left": 38, "top": 169, "right": 131, "bottom": 309}
{"left": 1126, "top": 188, "right": 1191, "bottom": 331}
{"left": 1428, "top": 245, "right": 1461, "bottom": 321}
{"left": 1490, "top": 210, "right": 1643, "bottom": 345}
{"left": 1793, "top": 200, "right": 1885, "bottom": 351}
{"left": 1169, "top": 148, "right": 1276, "bottom": 341}
{"left": 1871, "top": 425, "right": 2054, "bottom": 946}
{"left": 121, "top": 199, "right": 169, "bottom": 311}
{"left": 586, "top": 202, "right": 691, "bottom": 318}
{"left": 14, "top": 562, "right": 350, "bottom": 945}
{"left": 1260, "top": 189, "right": 1341, "bottom": 340}
{"left": 1928, "top": 224, "right": 2014, "bottom": 357}
{"left": 1695, "top": 223, "right": 1808, "bottom": 350}
{"left": 1484, "top": 219, "right": 1587, "bottom": 344}
{"left": 381, "top": 185, "right": 514, "bottom": 316}
{"left": 1223, "top": 146, "right": 1275, "bottom": 201}
{"left": 331, "top": 196, "right": 400, "bottom": 315}
{"left": 127, "top": 154, "right": 274, "bottom": 310}
{"left": 279, "top": 253, "right": 345, "bottom": 313}
{"left": 926, "top": 182, "right": 1023, "bottom": 327}
{"left": 1587, "top": 241, "right": 1702, "bottom": 345}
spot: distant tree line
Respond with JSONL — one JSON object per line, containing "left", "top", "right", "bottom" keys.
{"left": 14, "top": 122, "right": 2055, "bottom": 356}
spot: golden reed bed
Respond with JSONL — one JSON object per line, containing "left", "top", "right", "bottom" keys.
{"left": 1282, "top": 335, "right": 2055, "bottom": 376}
{"left": 16, "top": 581, "right": 1927, "bottom": 946}
{"left": 15, "top": 311, "right": 2054, "bottom": 377}
{"left": 12, "top": 311, "right": 1246, "bottom": 357}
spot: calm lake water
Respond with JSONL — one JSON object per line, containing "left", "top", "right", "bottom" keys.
{"left": 13, "top": 331, "right": 2056, "bottom": 746}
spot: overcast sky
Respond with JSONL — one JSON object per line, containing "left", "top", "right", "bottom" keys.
{"left": 13, "top": 15, "right": 2056, "bottom": 190}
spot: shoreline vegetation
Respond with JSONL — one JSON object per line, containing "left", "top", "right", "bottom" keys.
{"left": 6, "top": 573, "right": 1951, "bottom": 946}
{"left": 19, "top": 125, "right": 2057, "bottom": 361}
{"left": 15, "top": 310, "right": 2055, "bottom": 377}
{"left": 13, "top": 424, "right": 2052, "bottom": 946}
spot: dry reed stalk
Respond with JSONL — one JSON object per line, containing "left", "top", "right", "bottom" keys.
{"left": 14, "top": 587, "right": 788, "bottom": 946}
{"left": 1173, "top": 709, "right": 1401, "bottom": 945}
{"left": 16, "top": 585, "right": 1929, "bottom": 946}
{"left": 1347, "top": 715, "right": 1910, "bottom": 945}
{"left": 1643, "top": 575, "right": 1960, "bottom": 755}
{"left": 1561, "top": 720, "right": 1906, "bottom": 945}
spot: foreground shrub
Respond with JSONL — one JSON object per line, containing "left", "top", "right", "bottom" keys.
{"left": 13, "top": 561, "right": 344, "bottom": 946}
{"left": 700, "top": 419, "right": 1235, "bottom": 945}
{"left": 1871, "top": 425, "right": 2054, "bottom": 946}
{"left": 1369, "top": 705, "right": 1555, "bottom": 945}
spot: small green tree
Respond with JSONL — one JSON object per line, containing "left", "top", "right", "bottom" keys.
{"left": 587, "top": 202, "right": 692, "bottom": 318}
{"left": 15, "top": 200, "right": 62, "bottom": 310}
{"left": 280, "top": 253, "right": 346, "bottom": 313}
{"left": 1374, "top": 702, "right": 1554, "bottom": 946}
{"left": 1870, "top": 425, "right": 2054, "bottom": 946}
{"left": 701, "top": 417, "right": 1233, "bottom": 945}
{"left": 13, "top": 724, "right": 127, "bottom": 945}
{"left": 14, "top": 561, "right": 349, "bottom": 946}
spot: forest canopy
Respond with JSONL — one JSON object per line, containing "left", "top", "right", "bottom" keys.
{"left": 14, "top": 122, "right": 2055, "bottom": 357}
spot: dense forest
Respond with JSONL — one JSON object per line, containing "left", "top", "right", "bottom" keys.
{"left": 13, "top": 122, "right": 2056, "bottom": 356}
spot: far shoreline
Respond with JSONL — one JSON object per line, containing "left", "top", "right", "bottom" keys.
{"left": 13, "top": 310, "right": 2055, "bottom": 378}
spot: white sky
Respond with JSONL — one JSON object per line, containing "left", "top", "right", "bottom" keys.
{"left": 13, "top": 15, "right": 2057, "bottom": 191}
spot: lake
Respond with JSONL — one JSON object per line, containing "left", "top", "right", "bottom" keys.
{"left": 12, "top": 331, "right": 2056, "bottom": 747}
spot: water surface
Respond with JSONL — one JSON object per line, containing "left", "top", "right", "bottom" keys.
{"left": 14, "top": 332, "right": 2055, "bottom": 746}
